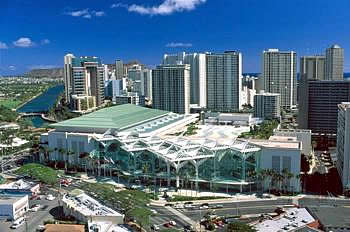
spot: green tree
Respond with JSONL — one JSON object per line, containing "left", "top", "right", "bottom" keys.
{"left": 227, "top": 222, "right": 256, "bottom": 232}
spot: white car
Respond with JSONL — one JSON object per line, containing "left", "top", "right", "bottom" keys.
{"left": 169, "top": 221, "right": 176, "bottom": 226}
{"left": 150, "top": 209, "right": 157, "bottom": 214}
{"left": 36, "top": 225, "right": 45, "bottom": 231}
{"left": 10, "top": 217, "right": 25, "bottom": 229}
{"left": 151, "top": 224, "right": 160, "bottom": 231}
{"left": 46, "top": 194, "right": 56, "bottom": 201}
{"left": 30, "top": 205, "right": 41, "bottom": 212}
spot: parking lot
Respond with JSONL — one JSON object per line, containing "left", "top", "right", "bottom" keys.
{"left": 0, "top": 191, "right": 59, "bottom": 232}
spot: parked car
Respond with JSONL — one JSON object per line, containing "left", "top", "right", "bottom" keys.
{"left": 30, "top": 204, "right": 41, "bottom": 212}
{"left": 10, "top": 217, "right": 25, "bottom": 229}
{"left": 36, "top": 225, "right": 45, "bottom": 232}
{"left": 151, "top": 224, "right": 160, "bottom": 231}
{"left": 150, "top": 209, "right": 157, "bottom": 214}
{"left": 46, "top": 194, "right": 55, "bottom": 201}
{"left": 184, "top": 225, "right": 195, "bottom": 232}
{"left": 169, "top": 221, "right": 176, "bottom": 226}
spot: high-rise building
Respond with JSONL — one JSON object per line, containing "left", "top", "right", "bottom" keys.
{"left": 298, "top": 80, "right": 350, "bottom": 134}
{"left": 141, "top": 69, "right": 152, "bottom": 100}
{"left": 300, "top": 56, "right": 325, "bottom": 81}
{"left": 71, "top": 56, "right": 105, "bottom": 108}
{"left": 152, "top": 64, "right": 190, "bottom": 114}
{"left": 298, "top": 56, "right": 325, "bottom": 128}
{"left": 253, "top": 91, "right": 281, "bottom": 119}
{"left": 105, "top": 79, "right": 123, "bottom": 102}
{"left": 262, "top": 49, "right": 297, "bottom": 110}
{"left": 115, "top": 59, "right": 124, "bottom": 79}
{"left": 163, "top": 52, "right": 207, "bottom": 107}
{"left": 325, "top": 44, "right": 344, "bottom": 80}
{"left": 336, "top": 102, "right": 350, "bottom": 188}
{"left": 64, "top": 54, "right": 75, "bottom": 103}
{"left": 206, "top": 51, "right": 242, "bottom": 112}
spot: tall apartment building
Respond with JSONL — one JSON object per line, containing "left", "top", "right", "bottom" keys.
{"left": 298, "top": 80, "right": 350, "bottom": 134}
{"left": 64, "top": 54, "right": 75, "bottom": 103}
{"left": 141, "top": 69, "right": 152, "bottom": 100}
{"left": 115, "top": 59, "right": 124, "bottom": 79}
{"left": 336, "top": 102, "right": 350, "bottom": 188}
{"left": 298, "top": 56, "right": 325, "bottom": 128}
{"left": 163, "top": 52, "right": 207, "bottom": 107}
{"left": 152, "top": 64, "right": 190, "bottom": 114}
{"left": 206, "top": 51, "right": 242, "bottom": 112}
{"left": 262, "top": 49, "right": 297, "bottom": 110}
{"left": 71, "top": 56, "right": 105, "bottom": 109}
{"left": 325, "top": 44, "right": 344, "bottom": 80}
{"left": 253, "top": 91, "right": 281, "bottom": 119}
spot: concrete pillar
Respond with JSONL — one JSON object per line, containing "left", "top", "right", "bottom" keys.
{"left": 175, "top": 167, "right": 180, "bottom": 188}
{"left": 195, "top": 165, "right": 199, "bottom": 190}
{"left": 167, "top": 163, "right": 171, "bottom": 186}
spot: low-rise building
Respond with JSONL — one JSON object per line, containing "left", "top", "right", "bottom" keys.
{"left": 0, "top": 195, "right": 29, "bottom": 220}
{"left": 61, "top": 193, "right": 124, "bottom": 224}
{"left": 251, "top": 136, "right": 302, "bottom": 192}
{"left": 44, "top": 224, "right": 85, "bottom": 232}
{"left": 0, "top": 179, "right": 40, "bottom": 196}
{"left": 254, "top": 207, "right": 317, "bottom": 232}
{"left": 308, "top": 206, "right": 350, "bottom": 232}
{"left": 274, "top": 129, "right": 312, "bottom": 155}
{"left": 204, "top": 112, "right": 255, "bottom": 126}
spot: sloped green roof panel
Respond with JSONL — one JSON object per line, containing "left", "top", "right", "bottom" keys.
{"left": 52, "top": 104, "right": 169, "bottom": 130}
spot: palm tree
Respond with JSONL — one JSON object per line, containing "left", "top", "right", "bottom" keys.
{"left": 295, "top": 174, "right": 301, "bottom": 193}
{"left": 65, "top": 150, "right": 75, "bottom": 172}
{"left": 286, "top": 172, "right": 294, "bottom": 193}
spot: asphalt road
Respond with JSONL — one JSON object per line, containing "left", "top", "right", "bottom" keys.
{"left": 0, "top": 196, "right": 58, "bottom": 232}
{"left": 149, "top": 198, "right": 294, "bottom": 230}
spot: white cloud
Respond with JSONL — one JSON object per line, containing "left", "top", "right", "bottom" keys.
{"left": 66, "top": 9, "right": 105, "bottom": 19}
{"left": 166, "top": 42, "right": 192, "bottom": 48}
{"left": 13, "top": 37, "right": 35, "bottom": 48}
{"left": 119, "top": 0, "right": 206, "bottom": 16}
{"left": 8, "top": 66, "right": 16, "bottom": 71}
{"left": 29, "top": 65, "right": 59, "bottom": 70}
{"left": 83, "top": 14, "right": 92, "bottom": 19}
{"left": 111, "top": 3, "right": 128, "bottom": 8}
{"left": 0, "top": 42, "right": 8, "bottom": 49}
{"left": 67, "top": 9, "right": 89, "bottom": 17}
{"left": 41, "top": 39, "right": 50, "bottom": 45}
{"left": 94, "top": 11, "right": 105, "bottom": 17}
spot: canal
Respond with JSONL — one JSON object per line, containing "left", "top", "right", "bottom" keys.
{"left": 17, "top": 84, "right": 64, "bottom": 128}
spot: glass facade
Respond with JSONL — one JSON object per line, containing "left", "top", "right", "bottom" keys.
{"left": 80, "top": 135, "right": 261, "bottom": 188}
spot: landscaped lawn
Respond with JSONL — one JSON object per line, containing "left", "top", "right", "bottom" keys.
{"left": 0, "top": 99, "right": 23, "bottom": 109}
{"left": 15, "top": 163, "right": 59, "bottom": 185}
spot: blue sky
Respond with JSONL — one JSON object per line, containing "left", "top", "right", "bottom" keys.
{"left": 1, "top": 0, "right": 350, "bottom": 75}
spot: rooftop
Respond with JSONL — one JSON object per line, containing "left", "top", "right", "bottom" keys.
{"left": 88, "top": 222, "right": 131, "bottom": 232}
{"left": 0, "top": 195, "right": 27, "bottom": 204}
{"left": 52, "top": 104, "right": 170, "bottom": 131}
{"left": 250, "top": 139, "right": 301, "bottom": 150}
{"left": 0, "top": 179, "right": 38, "bottom": 190}
{"left": 62, "top": 193, "right": 122, "bottom": 217}
{"left": 255, "top": 208, "right": 316, "bottom": 232}
{"left": 308, "top": 206, "right": 350, "bottom": 229}
{"left": 45, "top": 224, "right": 85, "bottom": 232}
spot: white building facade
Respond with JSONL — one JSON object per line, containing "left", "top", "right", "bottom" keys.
{"left": 0, "top": 195, "right": 29, "bottom": 220}
{"left": 262, "top": 49, "right": 297, "bottom": 110}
